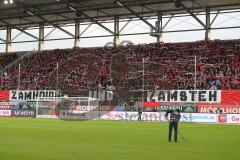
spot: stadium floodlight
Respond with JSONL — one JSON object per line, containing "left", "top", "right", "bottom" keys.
{"left": 26, "top": 10, "right": 34, "bottom": 16}
{"left": 114, "top": 0, "right": 124, "bottom": 7}
{"left": 3, "top": 0, "right": 14, "bottom": 5}
{"left": 68, "top": 6, "right": 77, "bottom": 12}
{"left": 4, "top": 0, "right": 8, "bottom": 5}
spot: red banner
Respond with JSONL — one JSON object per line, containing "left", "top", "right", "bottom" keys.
{"left": 0, "top": 90, "right": 10, "bottom": 101}
{"left": 144, "top": 102, "right": 160, "bottom": 108}
{"left": 221, "top": 90, "right": 240, "bottom": 105}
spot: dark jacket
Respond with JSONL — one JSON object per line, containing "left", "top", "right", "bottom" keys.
{"left": 165, "top": 109, "right": 181, "bottom": 122}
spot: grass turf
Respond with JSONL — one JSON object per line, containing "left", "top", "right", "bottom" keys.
{"left": 0, "top": 118, "right": 239, "bottom": 160}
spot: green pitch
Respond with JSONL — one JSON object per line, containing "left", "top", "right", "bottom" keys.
{"left": 0, "top": 118, "right": 239, "bottom": 160}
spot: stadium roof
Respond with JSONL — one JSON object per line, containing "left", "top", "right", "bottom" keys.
{"left": 0, "top": 0, "right": 240, "bottom": 29}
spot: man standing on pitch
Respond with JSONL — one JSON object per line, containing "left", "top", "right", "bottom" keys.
{"left": 137, "top": 105, "right": 143, "bottom": 121}
{"left": 165, "top": 109, "right": 181, "bottom": 142}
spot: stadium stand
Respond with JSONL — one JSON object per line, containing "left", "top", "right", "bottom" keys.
{"left": 0, "top": 40, "right": 240, "bottom": 95}
{"left": 0, "top": 53, "right": 18, "bottom": 70}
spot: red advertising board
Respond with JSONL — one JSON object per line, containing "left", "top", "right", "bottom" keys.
{"left": 0, "top": 90, "right": 10, "bottom": 101}
{"left": 218, "top": 114, "right": 228, "bottom": 123}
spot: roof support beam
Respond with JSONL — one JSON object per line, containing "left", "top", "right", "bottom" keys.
{"left": 21, "top": 17, "right": 37, "bottom": 23}
{"left": 6, "top": 26, "right": 12, "bottom": 53}
{"left": 180, "top": 3, "right": 206, "bottom": 29}
{"left": 205, "top": 8, "right": 212, "bottom": 40}
{"left": 12, "top": 32, "right": 23, "bottom": 41}
{"left": 98, "top": 10, "right": 112, "bottom": 17}
{"left": 1, "top": 19, "right": 38, "bottom": 40}
{"left": 156, "top": 12, "right": 163, "bottom": 43}
{"left": 0, "top": 37, "right": 6, "bottom": 43}
{"left": 14, "top": 0, "right": 75, "bottom": 38}
{"left": 210, "top": 10, "right": 220, "bottom": 26}
{"left": 36, "top": 15, "right": 75, "bottom": 38}
{"left": 143, "top": 5, "right": 155, "bottom": 11}
{"left": 192, "top": 0, "right": 206, "bottom": 9}
{"left": 44, "top": 27, "right": 57, "bottom": 39}
{"left": 17, "top": 27, "right": 39, "bottom": 40}
{"left": 122, "top": 3, "right": 157, "bottom": 31}
{"left": 74, "top": 19, "right": 80, "bottom": 48}
{"left": 179, "top": 2, "right": 213, "bottom": 40}
{"left": 11, "top": 26, "right": 31, "bottom": 41}
{"left": 0, "top": 9, "right": 240, "bottom": 29}
{"left": 39, "top": 23, "right": 45, "bottom": 51}
{"left": 119, "top": 18, "right": 132, "bottom": 33}
{"left": 114, "top": 16, "right": 120, "bottom": 47}
{"left": 42, "top": 23, "right": 64, "bottom": 39}
{"left": 55, "top": 13, "right": 72, "bottom": 19}
{"left": 81, "top": 11, "right": 114, "bottom": 34}
{"left": 163, "top": 14, "right": 174, "bottom": 30}
{"left": 80, "top": 23, "right": 92, "bottom": 36}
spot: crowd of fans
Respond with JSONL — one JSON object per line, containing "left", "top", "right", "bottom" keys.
{"left": 0, "top": 39, "right": 240, "bottom": 96}
{"left": 0, "top": 53, "right": 18, "bottom": 70}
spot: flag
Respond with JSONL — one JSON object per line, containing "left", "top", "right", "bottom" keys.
{"left": 0, "top": 90, "right": 10, "bottom": 101}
